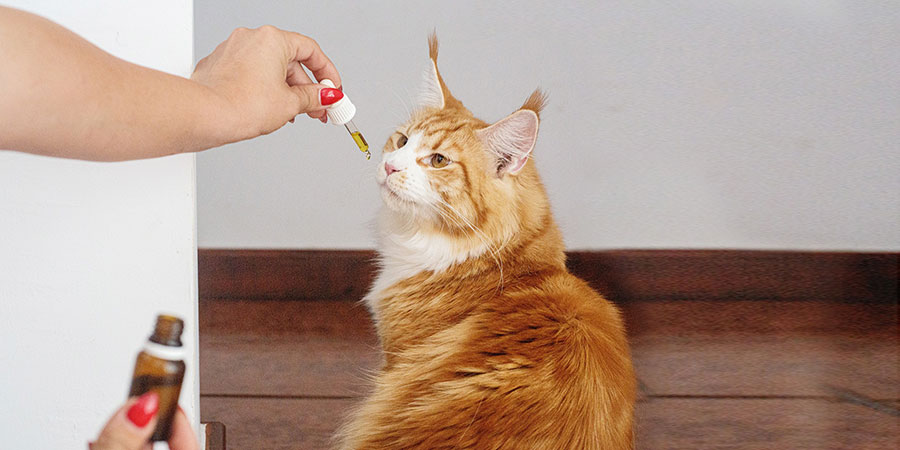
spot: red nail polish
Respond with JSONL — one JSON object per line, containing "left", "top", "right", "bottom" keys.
{"left": 127, "top": 392, "right": 159, "bottom": 428}
{"left": 320, "top": 88, "right": 344, "bottom": 106}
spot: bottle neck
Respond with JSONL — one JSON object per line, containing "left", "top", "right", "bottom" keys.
{"left": 150, "top": 314, "right": 184, "bottom": 346}
{"left": 142, "top": 341, "right": 186, "bottom": 361}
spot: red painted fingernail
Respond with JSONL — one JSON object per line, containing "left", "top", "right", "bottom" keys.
{"left": 320, "top": 115, "right": 328, "bottom": 124}
{"left": 126, "top": 392, "right": 159, "bottom": 428}
{"left": 320, "top": 88, "right": 343, "bottom": 106}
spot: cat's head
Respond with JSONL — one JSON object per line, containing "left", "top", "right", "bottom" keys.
{"left": 376, "top": 34, "right": 551, "bottom": 256}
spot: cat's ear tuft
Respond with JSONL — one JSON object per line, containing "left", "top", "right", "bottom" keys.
{"left": 418, "top": 32, "right": 464, "bottom": 110}
{"left": 419, "top": 32, "right": 445, "bottom": 108}
{"left": 476, "top": 109, "right": 539, "bottom": 177}
{"left": 520, "top": 89, "right": 548, "bottom": 120}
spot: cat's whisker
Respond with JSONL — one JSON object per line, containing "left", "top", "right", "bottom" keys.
{"left": 404, "top": 185, "right": 493, "bottom": 254}
{"left": 458, "top": 396, "right": 486, "bottom": 446}
{"left": 401, "top": 85, "right": 417, "bottom": 116}
{"left": 403, "top": 188, "right": 466, "bottom": 234}
{"left": 390, "top": 87, "right": 413, "bottom": 121}
{"left": 428, "top": 196, "right": 505, "bottom": 292}
{"left": 432, "top": 199, "right": 495, "bottom": 254}
{"left": 421, "top": 196, "right": 511, "bottom": 289}
{"left": 400, "top": 184, "right": 497, "bottom": 266}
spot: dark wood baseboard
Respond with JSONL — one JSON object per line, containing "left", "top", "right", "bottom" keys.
{"left": 202, "top": 422, "right": 225, "bottom": 450}
{"left": 198, "top": 249, "right": 898, "bottom": 303}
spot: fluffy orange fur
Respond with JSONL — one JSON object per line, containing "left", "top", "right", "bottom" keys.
{"left": 337, "top": 35, "right": 635, "bottom": 449}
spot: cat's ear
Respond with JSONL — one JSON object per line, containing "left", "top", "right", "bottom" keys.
{"left": 477, "top": 89, "right": 546, "bottom": 177}
{"left": 419, "top": 59, "right": 445, "bottom": 109}
{"left": 418, "top": 33, "right": 463, "bottom": 110}
{"left": 477, "top": 110, "right": 539, "bottom": 177}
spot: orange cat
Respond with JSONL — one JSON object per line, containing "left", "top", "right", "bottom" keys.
{"left": 337, "top": 35, "right": 635, "bottom": 450}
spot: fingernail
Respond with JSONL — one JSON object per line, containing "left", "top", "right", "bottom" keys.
{"left": 319, "top": 115, "right": 328, "bottom": 124}
{"left": 127, "top": 392, "right": 159, "bottom": 428}
{"left": 320, "top": 88, "right": 343, "bottom": 106}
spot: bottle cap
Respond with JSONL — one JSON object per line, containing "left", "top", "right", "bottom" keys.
{"left": 320, "top": 79, "right": 356, "bottom": 125}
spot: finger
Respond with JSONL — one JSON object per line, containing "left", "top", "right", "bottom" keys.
{"left": 167, "top": 407, "right": 200, "bottom": 450}
{"left": 284, "top": 64, "right": 326, "bottom": 120}
{"left": 282, "top": 31, "right": 342, "bottom": 89}
{"left": 286, "top": 61, "right": 313, "bottom": 88}
{"left": 288, "top": 83, "right": 332, "bottom": 116}
{"left": 92, "top": 393, "right": 159, "bottom": 450}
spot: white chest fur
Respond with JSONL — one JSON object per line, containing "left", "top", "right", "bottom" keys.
{"left": 363, "top": 210, "right": 489, "bottom": 313}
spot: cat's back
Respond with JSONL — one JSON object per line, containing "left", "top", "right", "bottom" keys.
{"left": 475, "top": 269, "right": 633, "bottom": 389}
{"left": 339, "top": 267, "right": 635, "bottom": 450}
{"left": 452, "top": 269, "right": 636, "bottom": 448}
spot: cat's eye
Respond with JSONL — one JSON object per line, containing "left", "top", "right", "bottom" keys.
{"left": 396, "top": 134, "right": 408, "bottom": 148}
{"left": 428, "top": 153, "right": 451, "bottom": 168}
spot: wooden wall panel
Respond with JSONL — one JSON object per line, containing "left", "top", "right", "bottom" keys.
{"left": 199, "top": 250, "right": 898, "bottom": 302}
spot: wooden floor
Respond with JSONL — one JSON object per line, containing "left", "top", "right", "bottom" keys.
{"left": 198, "top": 298, "right": 899, "bottom": 449}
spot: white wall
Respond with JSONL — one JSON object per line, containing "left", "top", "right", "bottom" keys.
{"left": 195, "top": 1, "right": 899, "bottom": 251}
{"left": 0, "top": 1, "right": 199, "bottom": 448}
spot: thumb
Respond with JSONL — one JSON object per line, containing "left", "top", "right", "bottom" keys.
{"left": 289, "top": 83, "right": 343, "bottom": 116}
{"left": 167, "top": 407, "right": 200, "bottom": 450}
{"left": 92, "top": 393, "right": 159, "bottom": 450}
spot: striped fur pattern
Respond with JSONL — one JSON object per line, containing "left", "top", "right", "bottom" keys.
{"left": 337, "top": 35, "right": 635, "bottom": 449}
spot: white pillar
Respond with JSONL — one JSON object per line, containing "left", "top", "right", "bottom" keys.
{"left": 0, "top": 1, "right": 200, "bottom": 448}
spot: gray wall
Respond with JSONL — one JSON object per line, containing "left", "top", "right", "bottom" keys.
{"left": 195, "top": 1, "right": 899, "bottom": 251}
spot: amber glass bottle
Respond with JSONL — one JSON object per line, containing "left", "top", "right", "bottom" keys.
{"left": 128, "top": 314, "right": 186, "bottom": 441}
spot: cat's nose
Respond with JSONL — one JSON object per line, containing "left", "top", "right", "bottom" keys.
{"left": 385, "top": 162, "right": 400, "bottom": 177}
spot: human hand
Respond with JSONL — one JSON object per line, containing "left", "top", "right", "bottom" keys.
{"left": 90, "top": 392, "right": 199, "bottom": 450}
{"left": 191, "top": 25, "right": 343, "bottom": 142}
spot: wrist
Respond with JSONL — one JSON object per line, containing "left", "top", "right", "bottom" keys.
{"left": 191, "top": 84, "right": 246, "bottom": 151}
